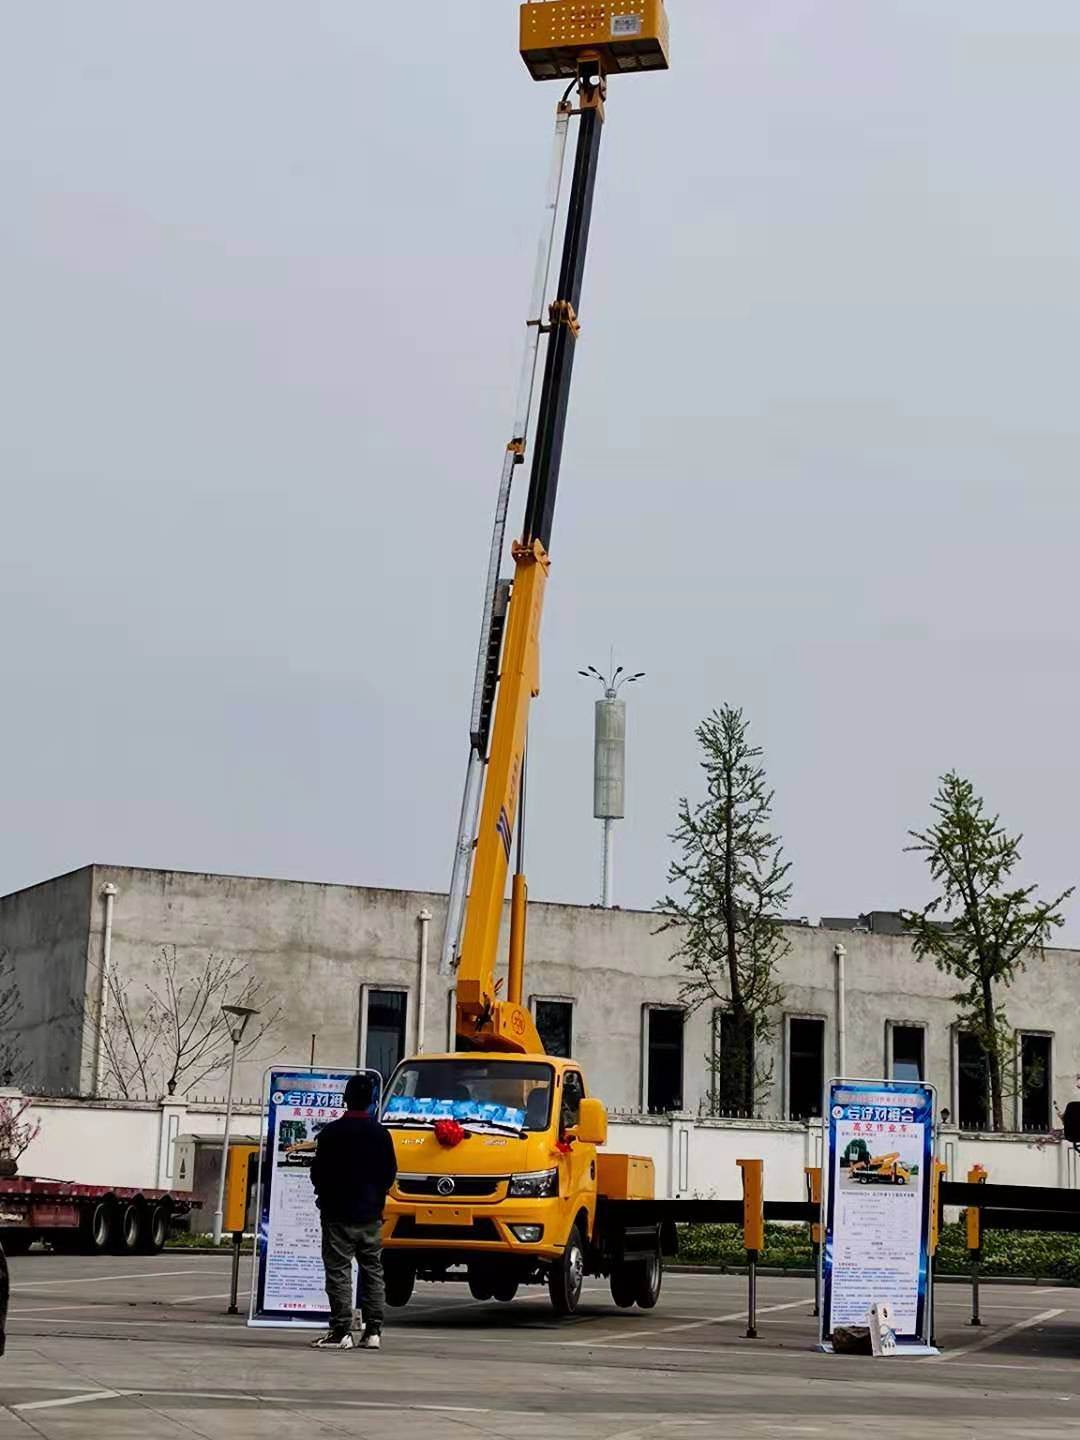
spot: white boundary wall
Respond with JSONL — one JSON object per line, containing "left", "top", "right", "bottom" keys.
{"left": 8, "top": 1092, "right": 1077, "bottom": 1203}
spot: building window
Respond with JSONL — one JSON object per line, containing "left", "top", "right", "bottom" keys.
{"left": 787, "top": 1016, "right": 825, "bottom": 1121}
{"left": 956, "top": 1031, "right": 989, "bottom": 1131}
{"left": 643, "top": 1007, "right": 684, "bottom": 1114}
{"left": 889, "top": 1024, "right": 925, "bottom": 1083}
{"left": 363, "top": 988, "right": 408, "bottom": 1082}
{"left": 533, "top": 998, "right": 573, "bottom": 1058}
{"left": 708, "top": 1008, "right": 754, "bottom": 1117}
{"left": 1020, "top": 1033, "right": 1052, "bottom": 1133}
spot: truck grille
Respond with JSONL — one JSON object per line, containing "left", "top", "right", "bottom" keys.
{"left": 396, "top": 1175, "right": 502, "bottom": 1198}
{"left": 392, "top": 1216, "right": 500, "bottom": 1242}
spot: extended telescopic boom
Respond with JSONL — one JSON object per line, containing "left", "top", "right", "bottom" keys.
{"left": 449, "top": 4, "right": 670, "bottom": 1053}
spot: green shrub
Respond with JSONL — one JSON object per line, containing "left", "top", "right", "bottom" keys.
{"left": 679, "top": 1219, "right": 1080, "bottom": 1281}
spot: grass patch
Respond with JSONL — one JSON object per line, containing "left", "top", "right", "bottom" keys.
{"left": 166, "top": 1230, "right": 253, "bottom": 1252}
{"left": 679, "top": 1220, "right": 1080, "bottom": 1283}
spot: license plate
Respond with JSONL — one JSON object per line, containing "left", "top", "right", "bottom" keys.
{"left": 414, "top": 1205, "right": 473, "bottom": 1227}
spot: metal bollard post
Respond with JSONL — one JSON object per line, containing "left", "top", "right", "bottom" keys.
{"left": 805, "top": 1166, "right": 822, "bottom": 1318}
{"left": 970, "top": 1252, "right": 982, "bottom": 1328}
{"left": 737, "top": 1158, "right": 764, "bottom": 1340}
{"left": 228, "top": 1231, "right": 243, "bottom": 1316}
{"left": 966, "top": 1164, "right": 987, "bottom": 1328}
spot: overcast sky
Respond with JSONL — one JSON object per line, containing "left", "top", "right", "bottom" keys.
{"left": 4, "top": 2, "right": 1079, "bottom": 938}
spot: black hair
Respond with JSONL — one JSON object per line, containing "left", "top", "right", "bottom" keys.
{"left": 345, "top": 1073, "right": 375, "bottom": 1112}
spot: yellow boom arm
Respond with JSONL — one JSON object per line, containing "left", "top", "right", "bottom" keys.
{"left": 455, "top": 541, "right": 547, "bottom": 1052}
{"left": 454, "top": 56, "right": 608, "bottom": 1053}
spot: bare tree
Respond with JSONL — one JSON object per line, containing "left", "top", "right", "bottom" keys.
{"left": 0, "top": 1096, "right": 40, "bottom": 1168}
{"left": 88, "top": 946, "right": 281, "bottom": 1100}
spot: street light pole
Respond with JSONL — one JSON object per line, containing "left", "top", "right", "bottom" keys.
{"left": 211, "top": 1004, "right": 259, "bottom": 1246}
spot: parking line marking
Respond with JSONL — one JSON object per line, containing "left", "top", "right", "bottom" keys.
{"left": 612, "top": 1297, "right": 810, "bottom": 1339}
{"left": 15, "top": 1390, "right": 130, "bottom": 1412}
{"left": 935, "top": 1307, "right": 1064, "bottom": 1363}
{"left": 10, "top": 1268, "right": 219, "bottom": 1291}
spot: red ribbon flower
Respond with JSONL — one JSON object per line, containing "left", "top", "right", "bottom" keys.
{"left": 434, "top": 1118, "right": 466, "bottom": 1148}
{"left": 553, "top": 1138, "right": 573, "bottom": 1156}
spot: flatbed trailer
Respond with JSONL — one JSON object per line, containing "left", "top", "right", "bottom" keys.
{"left": 0, "top": 1176, "right": 197, "bottom": 1256}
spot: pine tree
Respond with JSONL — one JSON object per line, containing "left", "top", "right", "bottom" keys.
{"left": 656, "top": 706, "right": 790, "bottom": 1115}
{"left": 903, "top": 771, "right": 1073, "bottom": 1131}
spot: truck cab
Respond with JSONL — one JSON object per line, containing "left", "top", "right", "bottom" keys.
{"left": 379, "top": 1052, "right": 658, "bottom": 1314}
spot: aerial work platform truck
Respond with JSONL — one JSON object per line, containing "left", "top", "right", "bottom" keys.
{"left": 378, "top": 3, "right": 671, "bottom": 1317}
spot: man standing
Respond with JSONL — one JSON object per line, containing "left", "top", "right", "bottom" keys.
{"left": 310, "top": 1072, "right": 397, "bottom": 1350}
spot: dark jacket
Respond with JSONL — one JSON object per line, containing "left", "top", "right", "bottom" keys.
{"left": 310, "top": 1110, "right": 397, "bottom": 1225}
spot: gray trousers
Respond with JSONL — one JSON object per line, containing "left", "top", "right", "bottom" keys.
{"left": 321, "top": 1218, "right": 385, "bottom": 1331}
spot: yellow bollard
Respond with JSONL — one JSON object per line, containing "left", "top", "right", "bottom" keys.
{"left": 928, "top": 1158, "right": 948, "bottom": 1347}
{"left": 737, "top": 1158, "right": 764, "bottom": 1338}
{"left": 804, "top": 1166, "right": 822, "bottom": 1317}
{"left": 966, "top": 1163, "right": 988, "bottom": 1327}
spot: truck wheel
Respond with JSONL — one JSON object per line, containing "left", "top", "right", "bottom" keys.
{"left": 82, "top": 1201, "right": 116, "bottom": 1255}
{"left": 139, "top": 1204, "right": 170, "bottom": 1255}
{"left": 383, "top": 1257, "right": 415, "bottom": 1308}
{"left": 467, "top": 1264, "right": 493, "bottom": 1301}
{"left": 609, "top": 1263, "right": 637, "bottom": 1309}
{"left": 491, "top": 1276, "right": 518, "bottom": 1303}
{"left": 634, "top": 1254, "right": 662, "bottom": 1310}
{"left": 548, "top": 1224, "right": 585, "bottom": 1317}
{"left": 115, "top": 1203, "right": 142, "bottom": 1254}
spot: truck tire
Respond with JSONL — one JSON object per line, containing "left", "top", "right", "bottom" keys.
{"left": 139, "top": 1204, "right": 170, "bottom": 1255}
{"left": 491, "top": 1276, "right": 519, "bottom": 1303}
{"left": 383, "top": 1257, "right": 415, "bottom": 1308}
{"left": 609, "top": 1263, "right": 637, "bottom": 1309}
{"left": 634, "top": 1253, "right": 662, "bottom": 1309}
{"left": 467, "top": 1266, "right": 493, "bottom": 1302}
{"left": 82, "top": 1200, "right": 116, "bottom": 1254}
{"left": 548, "top": 1223, "right": 585, "bottom": 1317}
{"left": 115, "top": 1203, "right": 142, "bottom": 1254}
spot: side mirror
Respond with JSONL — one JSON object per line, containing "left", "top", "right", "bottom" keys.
{"left": 1063, "top": 1102, "right": 1080, "bottom": 1145}
{"left": 575, "top": 1097, "right": 607, "bottom": 1147}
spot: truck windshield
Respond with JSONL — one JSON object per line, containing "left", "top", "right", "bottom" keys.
{"left": 382, "top": 1059, "right": 554, "bottom": 1134}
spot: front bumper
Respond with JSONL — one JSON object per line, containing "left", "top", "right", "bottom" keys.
{"left": 383, "top": 1195, "right": 563, "bottom": 1259}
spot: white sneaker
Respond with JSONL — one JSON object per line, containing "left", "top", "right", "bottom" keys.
{"left": 359, "top": 1329, "right": 382, "bottom": 1351}
{"left": 311, "top": 1327, "right": 355, "bottom": 1349}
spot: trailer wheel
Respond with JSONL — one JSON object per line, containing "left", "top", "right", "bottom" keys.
{"left": 139, "top": 1204, "right": 170, "bottom": 1255}
{"left": 383, "top": 1256, "right": 415, "bottom": 1308}
{"left": 114, "top": 1203, "right": 142, "bottom": 1254}
{"left": 609, "top": 1263, "right": 637, "bottom": 1309}
{"left": 83, "top": 1200, "right": 116, "bottom": 1254}
{"left": 548, "top": 1223, "right": 585, "bottom": 1316}
{"left": 634, "top": 1253, "right": 662, "bottom": 1309}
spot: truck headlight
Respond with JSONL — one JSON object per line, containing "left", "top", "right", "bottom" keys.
{"left": 508, "top": 1167, "right": 559, "bottom": 1199}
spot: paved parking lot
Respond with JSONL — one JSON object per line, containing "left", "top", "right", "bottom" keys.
{"left": 2, "top": 1253, "right": 1080, "bottom": 1438}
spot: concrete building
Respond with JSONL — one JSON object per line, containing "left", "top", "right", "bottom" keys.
{"left": 0, "top": 862, "right": 1070, "bottom": 1133}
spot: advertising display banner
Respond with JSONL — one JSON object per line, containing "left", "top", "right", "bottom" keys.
{"left": 820, "top": 1078, "right": 936, "bottom": 1352}
{"left": 249, "top": 1066, "right": 382, "bottom": 1327}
